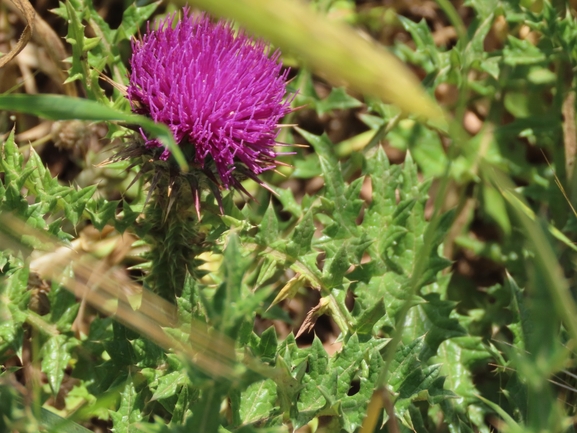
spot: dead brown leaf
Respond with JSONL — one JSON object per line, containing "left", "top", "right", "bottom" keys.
{"left": 295, "top": 296, "right": 330, "bottom": 339}
{"left": 0, "top": 0, "right": 35, "bottom": 69}
{"left": 4, "top": 0, "right": 77, "bottom": 95}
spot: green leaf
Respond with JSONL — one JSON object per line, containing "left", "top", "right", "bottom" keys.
{"left": 86, "top": 199, "right": 119, "bottom": 230}
{"left": 351, "top": 149, "right": 451, "bottom": 325}
{"left": 354, "top": 299, "right": 386, "bottom": 335}
{"left": 293, "top": 153, "right": 322, "bottom": 178}
{"left": 256, "top": 257, "right": 279, "bottom": 288}
{"left": 49, "top": 281, "right": 80, "bottom": 332}
{"left": 315, "top": 87, "right": 363, "bottom": 115}
{"left": 286, "top": 210, "right": 315, "bottom": 258}
{"left": 338, "top": 343, "right": 384, "bottom": 431}
{"left": 171, "top": 385, "right": 193, "bottom": 425}
{"left": 41, "top": 334, "right": 78, "bottom": 395}
{"left": 109, "top": 377, "right": 145, "bottom": 432}
{"left": 296, "top": 337, "right": 331, "bottom": 415}
{"left": 291, "top": 335, "right": 383, "bottom": 431}
{"left": 389, "top": 338, "right": 424, "bottom": 393}
{"left": 207, "top": 234, "right": 253, "bottom": 337}
{"left": 256, "top": 202, "right": 280, "bottom": 246}
{"left": 64, "top": 0, "right": 87, "bottom": 86}
{"left": 188, "top": 383, "right": 227, "bottom": 432}
{"left": 132, "top": 338, "right": 165, "bottom": 368}
{"left": 298, "top": 129, "right": 362, "bottom": 239}
{"left": 503, "top": 36, "right": 547, "bottom": 66}
{"left": 239, "top": 379, "right": 277, "bottom": 425}
{"left": 323, "top": 242, "right": 350, "bottom": 288}
{"left": 404, "top": 292, "right": 467, "bottom": 361}
{"left": 257, "top": 327, "right": 278, "bottom": 364}
{"left": 151, "top": 371, "right": 188, "bottom": 401}
{"left": 463, "top": 12, "right": 495, "bottom": 68}
{"left": 387, "top": 121, "right": 448, "bottom": 177}
{"left": 0, "top": 307, "right": 25, "bottom": 362}
{"left": 398, "top": 17, "right": 439, "bottom": 71}
{"left": 115, "top": 1, "right": 160, "bottom": 43}
{"left": 465, "top": 0, "right": 499, "bottom": 20}
{"left": 431, "top": 336, "right": 491, "bottom": 405}
{"left": 397, "top": 364, "right": 441, "bottom": 402}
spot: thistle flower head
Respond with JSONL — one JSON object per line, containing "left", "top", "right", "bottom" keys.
{"left": 127, "top": 9, "right": 294, "bottom": 189}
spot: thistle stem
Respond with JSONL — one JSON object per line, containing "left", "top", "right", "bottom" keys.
{"left": 143, "top": 177, "right": 205, "bottom": 303}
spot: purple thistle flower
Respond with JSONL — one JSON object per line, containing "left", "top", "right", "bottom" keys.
{"left": 127, "top": 9, "right": 294, "bottom": 189}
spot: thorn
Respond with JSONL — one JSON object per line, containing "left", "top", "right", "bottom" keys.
{"left": 541, "top": 149, "right": 577, "bottom": 218}
{"left": 202, "top": 168, "right": 222, "bottom": 187}
{"left": 187, "top": 177, "right": 201, "bottom": 220}
{"left": 237, "top": 184, "right": 258, "bottom": 204}
{"left": 194, "top": 190, "right": 201, "bottom": 220}
{"left": 144, "top": 171, "right": 161, "bottom": 209}
{"left": 206, "top": 181, "right": 224, "bottom": 214}
{"left": 238, "top": 167, "right": 280, "bottom": 198}
{"left": 125, "top": 168, "right": 144, "bottom": 192}
{"left": 259, "top": 181, "right": 279, "bottom": 197}
{"left": 275, "top": 142, "right": 309, "bottom": 148}
{"left": 163, "top": 181, "right": 179, "bottom": 223}
{"left": 124, "top": 160, "right": 143, "bottom": 173}
{"left": 163, "top": 193, "right": 177, "bottom": 224}
{"left": 96, "top": 157, "right": 113, "bottom": 167}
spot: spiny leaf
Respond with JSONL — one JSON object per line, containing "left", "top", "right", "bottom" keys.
{"left": 41, "top": 334, "right": 79, "bottom": 395}
{"left": 354, "top": 299, "right": 386, "bottom": 335}
{"left": 257, "top": 327, "right": 278, "bottom": 364}
{"left": 404, "top": 291, "right": 467, "bottom": 361}
{"left": 114, "top": 1, "right": 160, "bottom": 43}
{"left": 431, "top": 336, "right": 492, "bottom": 406}
{"left": 286, "top": 210, "right": 315, "bottom": 258}
{"left": 256, "top": 202, "right": 280, "bottom": 246}
{"left": 239, "top": 379, "right": 277, "bottom": 425}
{"left": 297, "top": 128, "right": 362, "bottom": 239}
{"left": 151, "top": 371, "right": 188, "bottom": 401}
{"left": 109, "top": 377, "right": 145, "bottom": 432}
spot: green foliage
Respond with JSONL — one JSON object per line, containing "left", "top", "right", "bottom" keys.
{"left": 3, "top": 0, "right": 577, "bottom": 432}
{"left": 0, "top": 130, "right": 92, "bottom": 242}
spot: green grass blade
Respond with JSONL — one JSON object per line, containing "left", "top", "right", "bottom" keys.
{"left": 40, "top": 407, "right": 93, "bottom": 433}
{"left": 483, "top": 162, "right": 577, "bottom": 346}
{"left": 0, "top": 94, "right": 188, "bottom": 171}
{"left": 476, "top": 394, "right": 520, "bottom": 431}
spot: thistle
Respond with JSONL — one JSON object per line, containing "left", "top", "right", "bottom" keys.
{"left": 126, "top": 9, "right": 294, "bottom": 193}
{"left": 122, "top": 9, "right": 295, "bottom": 302}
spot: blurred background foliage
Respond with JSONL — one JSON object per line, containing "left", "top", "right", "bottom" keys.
{"left": 2, "top": 0, "right": 577, "bottom": 432}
